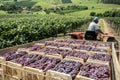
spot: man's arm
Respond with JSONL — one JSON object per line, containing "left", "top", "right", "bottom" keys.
{"left": 96, "top": 29, "right": 104, "bottom": 34}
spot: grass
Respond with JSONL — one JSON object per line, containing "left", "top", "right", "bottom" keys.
{"left": 0, "top": 10, "right": 7, "bottom": 14}
{"left": 67, "top": 8, "right": 111, "bottom": 17}
{"left": 67, "top": 3, "right": 120, "bottom": 17}
{"left": 0, "top": 0, "right": 120, "bottom": 16}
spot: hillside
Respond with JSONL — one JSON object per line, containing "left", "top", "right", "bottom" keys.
{"left": 0, "top": 0, "right": 120, "bottom": 16}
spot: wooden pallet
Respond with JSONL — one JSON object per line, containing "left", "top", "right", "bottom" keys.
{"left": 5, "top": 61, "right": 23, "bottom": 79}
{"left": 23, "top": 67, "right": 44, "bottom": 80}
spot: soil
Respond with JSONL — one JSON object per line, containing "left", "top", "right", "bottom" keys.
{"left": 103, "top": 19, "right": 120, "bottom": 64}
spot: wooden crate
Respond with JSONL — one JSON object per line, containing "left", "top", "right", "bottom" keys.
{"left": 0, "top": 69, "right": 4, "bottom": 80}
{"left": 46, "top": 57, "right": 84, "bottom": 80}
{"left": 0, "top": 57, "right": 6, "bottom": 69}
{"left": 75, "top": 59, "right": 111, "bottom": 80}
{"left": 65, "top": 56, "right": 84, "bottom": 63}
{"left": 45, "top": 54, "right": 62, "bottom": 60}
{"left": 75, "top": 63, "right": 111, "bottom": 80}
{"left": 63, "top": 57, "right": 84, "bottom": 64}
{"left": 29, "top": 51, "right": 45, "bottom": 55}
{"left": 5, "top": 61, "right": 23, "bottom": 79}
{"left": 90, "top": 48, "right": 111, "bottom": 55}
{"left": 59, "top": 47, "right": 72, "bottom": 50}
{"left": 87, "top": 59, "right": 110, "bottom": 66}
{"left": 75, "top": 74, "right": 110, "bottom": 80}
{"left": 34, "top": 43, "right": 45, "bottom": 47}
{"left": 17, "top": 48, "right": 29, "bottom": 53}
{"left": 23, "top": 67, "right": 44, "bottom": 80}
{"left": 23, "top": 54, "right": 62, "bottom": 80}
{"left": 45, "top": 46, "right": 58, "bottom": 49}
{"left": 73, "top": 49, "right": 89, "bottom": 53}
{"left": 4, "top": 74, "right": 20, "bottom": 80}
{"left": 87, "top": 52, "right": 111, "bottom": 65}
{"left": 46, "top": 70, "right": 72, "bottom": 80}
{"left": 75, "top": 74, "right": 94, "bottom": 80}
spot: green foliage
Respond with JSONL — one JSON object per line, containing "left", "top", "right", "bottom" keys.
{"left": 61, "top": 0, "right": 72, "bottom": 3}
{"left": 90, "top": 12, "right": 96, "bottom": 16}
{"left": 0, "top": 14, "right": 90, "bottom": 48}
{"left": 93, "top": 9, "right": 120, "bottom": 17}
{"left": 15, "top": 1, "right": 36, "bottom": 8}
{"left": 31, "top": 6, "right": 42, "bottom": 12}
{"left": 43, "top": 5, "right": 88, "bottom": 14}
{"left": 101, "top": 0, "right": 120, "bottom": 4}
{"left": 0, "top": 3, "right": 22, "bottom": 13}
{"left": 103, "top": 9, "right": 120, "bottom": 17}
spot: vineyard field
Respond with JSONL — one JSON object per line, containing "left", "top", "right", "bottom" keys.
{"left": 0, "top": 14, "right": 90, "bottom": 49}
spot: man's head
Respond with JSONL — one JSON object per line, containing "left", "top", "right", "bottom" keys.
{"left": 93, "top": 17, "right": 99, "bottom": 23}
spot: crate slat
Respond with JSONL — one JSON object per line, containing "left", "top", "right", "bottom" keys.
{"left": 23, "top": 66, "right": 44, "bottom": 80}
{"left": 46, "top": 70, "right": 72, "bottom": 80}
{"left": 5, "top": 61, "right": 23, "bottom": 79}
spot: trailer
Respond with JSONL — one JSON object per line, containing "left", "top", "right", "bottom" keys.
{"left": 0, "top": 38, "right": 119, "bottom": 80}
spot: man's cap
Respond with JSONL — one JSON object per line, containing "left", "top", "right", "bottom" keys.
{"left": 93, "top": 17, "right": 99, "bottom": 23}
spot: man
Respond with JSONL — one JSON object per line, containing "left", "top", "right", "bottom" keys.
{"left": 85, "top": 17, "right": 104, "bottom": 40}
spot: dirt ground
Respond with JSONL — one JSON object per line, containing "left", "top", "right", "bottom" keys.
{"left": 103, "top": 19, "right": 120, "bottom": 64}
{"left": 103, "top": 19, "right": 120, "bottom": 80}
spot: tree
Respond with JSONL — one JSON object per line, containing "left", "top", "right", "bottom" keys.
{"left": 14, "top": 0, "right": 17, "bottom": 2}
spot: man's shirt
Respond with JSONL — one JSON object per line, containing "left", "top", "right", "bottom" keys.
{"left": 88, "top": 22, "right": 99, "bottom": 31}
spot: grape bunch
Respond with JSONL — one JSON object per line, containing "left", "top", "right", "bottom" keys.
{"left": 28, "top": 56, "right": 61, "bottom": 72}
{"left": 54, "top": 39, "right": 85, "bottom": 45}
{"left": 76, "top": 45, "right": 92, "bottom": 51}
{"left": 63, "top": 44, "right": 76, "bottom": 49}
{"left": 40, "top": 47, "right": 57, "bottom": 54}
{"left": 80, "top": 63, "right": 110, "bottom": 80}
{"left": 40, "top": 47, "right": 72, "bottom": 58}
{"left": 84, "top": 42, "right": 97, "bottom": 47}
{"left": 67, "top": 51, "right": 89, "bottom": 62}
{"left": 91, "top": 48, "right": 108, "bottom": 53}
{"left": 45, "top": 41, "right": 68, "bottom": 48}
{"left": 97, "top": 43, "right": 111, "bottom": 48}
{"left": 2, "top": 51, "right": 28, "bottom": 61}
{"left": 72, "top": 40, "right": 85, "bottom": 44}
{"left": 11, "top": 54, "right": 43, "bottom": 66}
{"left": 89, "top": 53, "right": 111, "bottom": 62}
{"left": 45, "top": 41, "right": 58, "bottom": 46}
{"left": 54, "top": 39, "right": 74, "bottom": 44}
{"left": 51, "top": 60, "right": 83, "bottom": 80}
{"left": 29, "top": 45, "right": 44, "bottom": 51}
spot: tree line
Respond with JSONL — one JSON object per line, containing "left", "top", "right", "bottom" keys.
{"left": 101, "top": 0, "right": 120, "bottom": 4}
